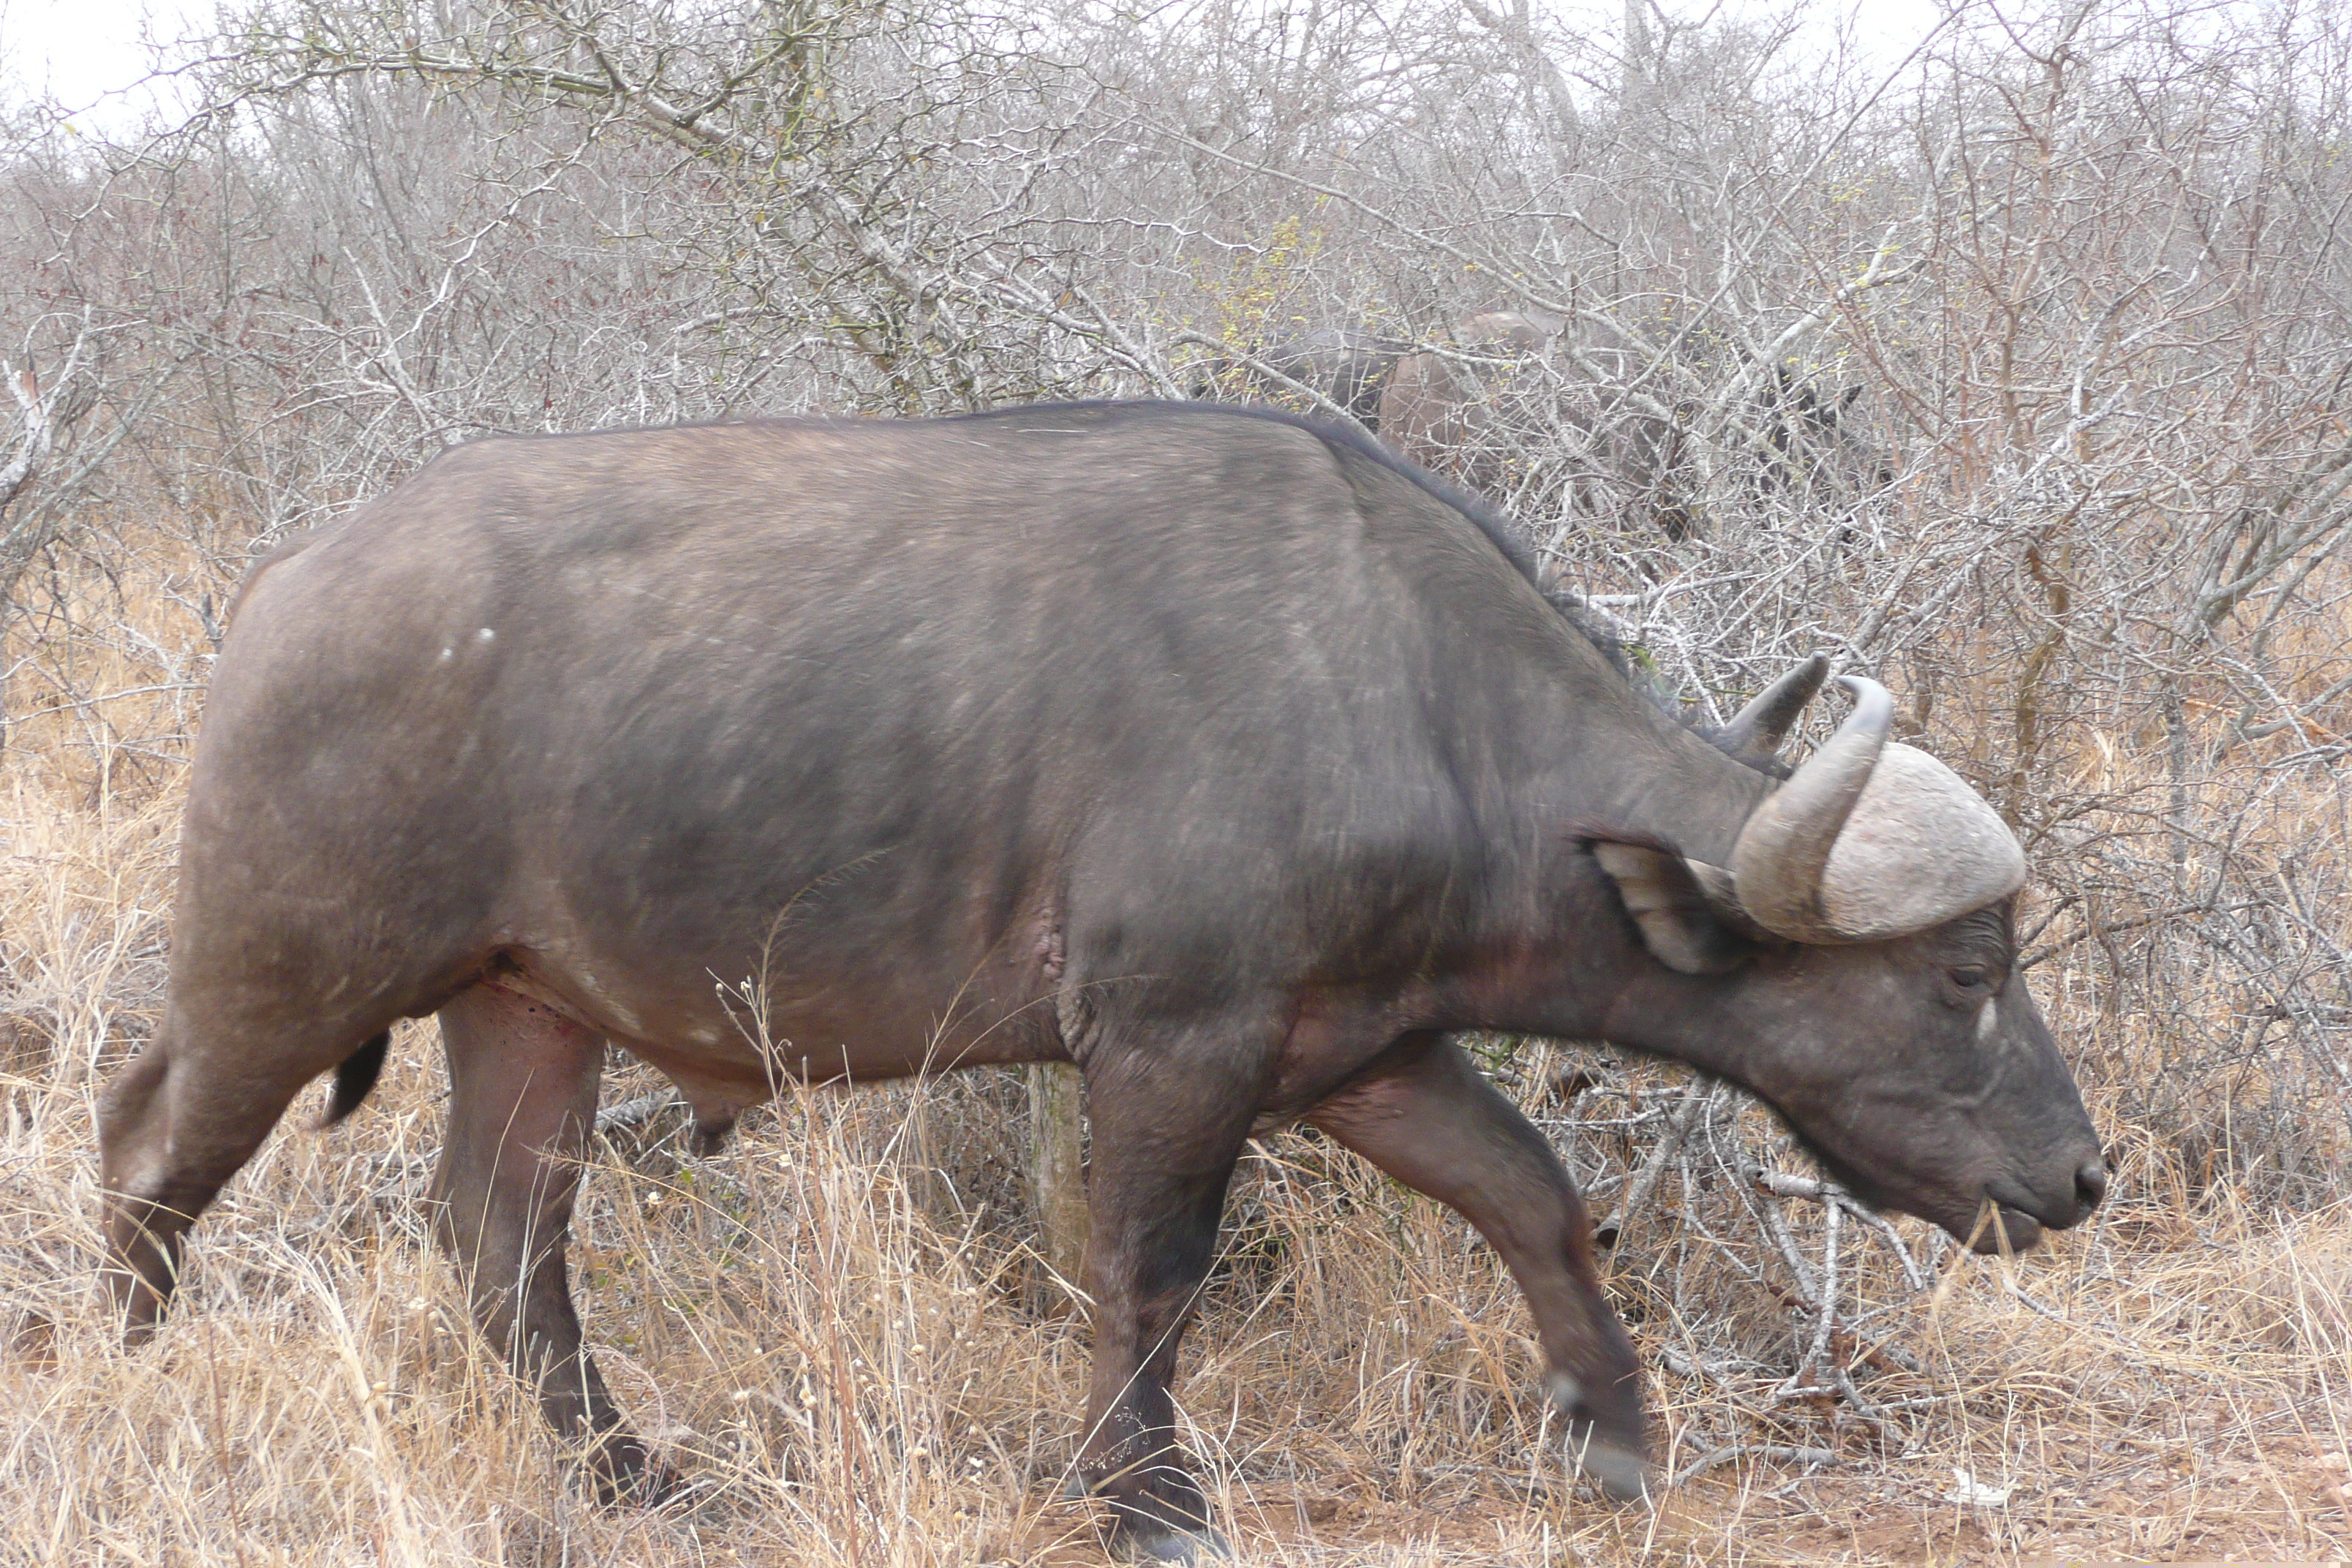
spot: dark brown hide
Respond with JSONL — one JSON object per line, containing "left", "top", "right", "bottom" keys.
{"left": 98, "top": 403, "right": 2097, "bottom": 1560}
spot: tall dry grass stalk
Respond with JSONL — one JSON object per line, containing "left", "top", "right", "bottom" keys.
{"left": 0, "top": 535, "right": 2345, "bottom": 1564}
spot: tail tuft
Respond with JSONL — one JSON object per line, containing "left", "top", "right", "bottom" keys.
{"left": 320, "top": 1033, "right": 391, "bottom": 1127}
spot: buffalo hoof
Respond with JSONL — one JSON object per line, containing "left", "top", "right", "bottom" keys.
{"left": 590, "top": 1462, "right": 685, "bottom": 1510}
{"left": 1114, "top": 1526, "right": 1232, "bottom": 1564}
{"left": 1564, "top": 1431, "right": 1654, "bottom": 1502}
{"left": 1546, "top": 1371, "right": 1651, "bottom": 1502}
{"left": 585, "top": 1434, "right": 684, "bottom": 1509}
{"left": 1066, "top": 1465, "right": 1227, "bottom": 1561}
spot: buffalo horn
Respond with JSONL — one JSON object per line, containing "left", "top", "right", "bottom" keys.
{"left": 1727, "top": 676, "right": 1891, "bottom": 941}
{"left": 1728, "top": 676, "right": 2027, "bottom": 942}
{"left": 1717, "top": 655, "right": 1831, "bottom": 761}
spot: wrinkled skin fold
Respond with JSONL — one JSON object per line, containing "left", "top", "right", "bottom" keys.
{"left": 96, "top": 403, "right": 2103, "bottom": 1557}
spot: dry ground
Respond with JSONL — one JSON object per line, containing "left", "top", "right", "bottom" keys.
{"left": 0, "top": 584, "right": 2347, "bottom": 1567}
{"left": 1, "top": 785, "right": 2346, "bottom": 1566}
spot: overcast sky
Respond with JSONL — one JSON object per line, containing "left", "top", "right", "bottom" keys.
{"left": 0, "top": 0, "right": 203, "bottom": 129}
{"left": 0, "top": 0, "right": 1962, "bottom": 138}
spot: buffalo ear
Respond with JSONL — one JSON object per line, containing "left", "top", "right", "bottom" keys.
{"left": 1591, "top": 842, "right": 1757, "bottom": 975}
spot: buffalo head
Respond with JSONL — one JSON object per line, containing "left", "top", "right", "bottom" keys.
{"left": 1595, "top": 657, "right": 2106, "bottom": 1252}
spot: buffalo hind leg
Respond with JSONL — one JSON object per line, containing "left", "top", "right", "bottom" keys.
{"left": 1074, "top": 1058, "right": 1256, "bottom": 1562}
{"left": 99, "top": 1011, "right": 341, "bottom": 1335}
{"left": 429, "top": 982, "right": 674, "bottom": 1505}
{"left": 1306, "top": 1033, "right": 1649, "bottom": 1499}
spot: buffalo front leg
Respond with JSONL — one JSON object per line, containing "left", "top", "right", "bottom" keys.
{"left": 1072, "top": 1064, "right": 1254, "bottom": 1563}
{"left": 1306, "top": 1033, "right": 1649, "bottom": 1499}
{"left": 429, "top": 981, "right": 674, "bottom": 1504}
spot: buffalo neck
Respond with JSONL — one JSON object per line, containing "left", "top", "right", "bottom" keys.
{"left": 1419, "top": 627, "right": 1780, "bottom": 1058}
{"left": 1471, "top": 620, "right": 1779, "bottom": 869}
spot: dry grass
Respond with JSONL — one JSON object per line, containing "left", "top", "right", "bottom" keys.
{"left": 1, "top": 558, "right": 2348, "bottom": 1567}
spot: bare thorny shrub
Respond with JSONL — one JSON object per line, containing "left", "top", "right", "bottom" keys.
{"left": 1, "top": 0, "right": 2351, "bottom": 1558}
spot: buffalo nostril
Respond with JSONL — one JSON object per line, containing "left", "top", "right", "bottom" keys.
{"left": 2074, "top": 1158, "right": 2109, "bottom": 1213}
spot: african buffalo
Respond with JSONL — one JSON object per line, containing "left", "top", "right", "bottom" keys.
{"left": 1379, "top": 314, "right": 1889, "bottom": 538}
{"left": 1377, "top": 312, "right": 1591, "bottom": 508}
{"left": 1379, "top": 310, "right": 1692, "bottom": 530}
{"left": 99, "top": 402, "right": 2102, "bottom": 1563}
{"left": 1191, "top": 325, "right": 1408, "bottom": 429}
{"left": 1755, "top": 365, "right": 1896, "bottom": 509}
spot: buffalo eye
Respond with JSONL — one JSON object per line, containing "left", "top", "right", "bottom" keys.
{"left": 1948, "top": 965, "right": 1991, "bottom": 991}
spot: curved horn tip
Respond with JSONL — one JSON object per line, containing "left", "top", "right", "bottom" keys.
{"left": 1825, "top": 676, "right": 1900, "bottom": 738}
{"left": 1725, "top": 668, "right": 1898, "bottom": 942}
{"left": 1833, "top": 671, "right": 1885, "bottom": 701}
{"left": 1721, "top": 654, "right": 1831, "bottom": 759}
